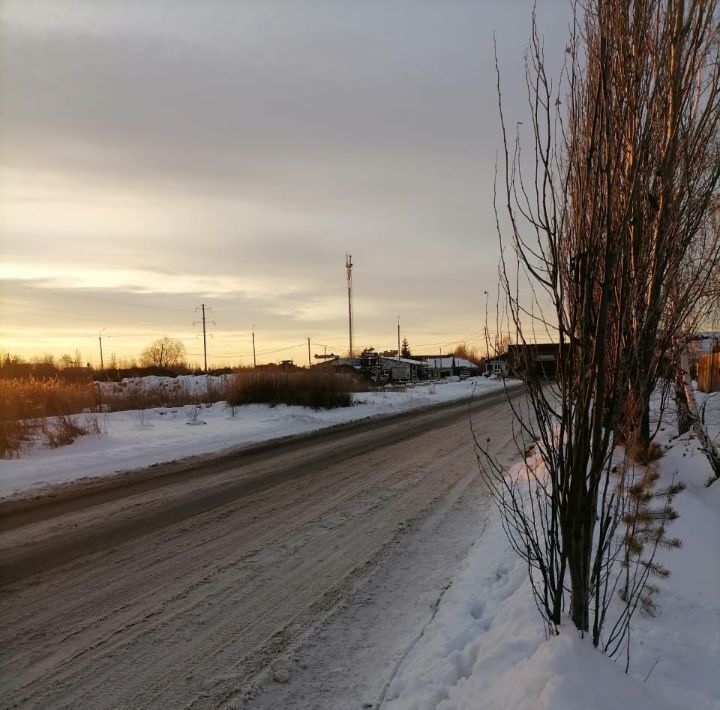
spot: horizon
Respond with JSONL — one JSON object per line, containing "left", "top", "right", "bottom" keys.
{"left": 0, "top": 1, "right": 569, "bottom": 367}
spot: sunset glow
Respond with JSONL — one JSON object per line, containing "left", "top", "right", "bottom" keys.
{"left": 0, "top": 0, "right": 567, "bottom": 366}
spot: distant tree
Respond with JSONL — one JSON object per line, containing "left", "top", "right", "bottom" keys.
{"left": 453, "top": 342, "right": 484, "bottom": 365}
{"left": 400, "top": 338, "right": 411, "bottom": 358}
{"left": 58, "top": 350, "right": 83, "bottom": 369}
{"left": 140, "top": 336, "right": 187, "bottom": 369}
{"left": 33, "top": 353, "right": 56, "bottom": 367}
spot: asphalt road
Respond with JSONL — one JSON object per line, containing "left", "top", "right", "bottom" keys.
{"left": 0, "top": 386, "right": 524, "bottom": 709}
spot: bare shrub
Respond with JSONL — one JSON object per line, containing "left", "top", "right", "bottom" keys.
{"left": 185, "top": 403, "right": 207, "bottom": 425}
{"left": 41, "top": 415, "right": 89, "bottom": 448}
{"left": 480, "top": 0, "right": 715, "bottom": 659}
{"left": 0, "top": 419, "right": 35, "bottom": 458}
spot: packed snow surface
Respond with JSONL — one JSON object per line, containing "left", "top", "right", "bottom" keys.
{"left": 3, "top": 376, "right": 717, "bottom": 709}
{"left": 382, "top": 390, "right": 720, "bottom": 710}
{"left": 0, "top": 376, "right": 515, "bottom": 499}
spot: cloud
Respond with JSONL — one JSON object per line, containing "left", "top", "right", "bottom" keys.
{"left": 0, "top": 0, "right": 572, "bottom": 362}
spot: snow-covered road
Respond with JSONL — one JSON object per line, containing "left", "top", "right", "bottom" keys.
{"left": 0, "top": 376, "right": 516, "bottom": 500}
{"left": 0, "top": 388, "right": 523, "bottom": 709}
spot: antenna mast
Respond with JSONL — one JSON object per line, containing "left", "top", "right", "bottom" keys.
{"left": 345, "top": 254, "right": 354, "bottom": 357}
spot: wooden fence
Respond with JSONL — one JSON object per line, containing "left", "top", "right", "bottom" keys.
{"left": 697, "top": 351, "right": 720, "bottom": 393}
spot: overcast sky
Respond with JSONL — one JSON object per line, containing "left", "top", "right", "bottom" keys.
{"left": 0, "top": 0, "right": 571, "bottom": 366}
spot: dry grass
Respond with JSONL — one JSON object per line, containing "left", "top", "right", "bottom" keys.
{"left": 628, "top": 441, "right": 664, "bottom": 466}
{"left": 1, "top": 371, "right": 362, "bottom": 420}
{"left": 226, "top": 370, "right": 360, "bottom": 410}
{"left": 0, "top": 419, "right": 35, "bottom": 459}
{"left": 0, "top": 378, "right": 97, "bottom": 458}
{"left": 0, "top": 378, "right": 106, "bottom": 457}
{"left": 0, "top": 369, "right": 364, "bottom": 457}
{"left": 0, "top": 377, "right": 95, "bottom": 420}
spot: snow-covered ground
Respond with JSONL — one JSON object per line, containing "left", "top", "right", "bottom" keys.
{"left": 3, "top": 374, "right": 717, "bottom": 709}
{"left": 382, "top": 389, "right": 720, "bottom": 710}
{"left": 0, "top": 376, "right": 516, "bottom": 500}
{"left": 695, "top": 388, "right": 720, "bottom": 445}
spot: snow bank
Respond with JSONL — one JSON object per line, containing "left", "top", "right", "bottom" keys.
{"left": 94, "top": 373, "right": 230, "bottom": 397}
{"left": 0, "top": 377, "right": 519, "bottom": 499}
{"left": 384, "top": 394, "right": 720, "bottom": 710}
{"left": 694, "top": 389, "right": 720, "bottom": 449}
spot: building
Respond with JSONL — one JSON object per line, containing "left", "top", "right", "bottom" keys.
{"left": 377, "top": 356, "right": 430, "bottom": 383}
{"left": 507, "top": 343, "right": 558, "bottom": 379}
{"left": 484, "top": 358, "right": 510, "bottom": 378}
{"left": 324, "top": 353, "right": 430, "bottom": 383}
{"left": 418, "top": 356, "right": 481, "bottom": 379}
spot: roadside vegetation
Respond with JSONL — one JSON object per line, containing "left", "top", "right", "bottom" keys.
{"left": 479, "top": 0, "right": 720, "bottom": 666}
{"left": 225, "top": 369, "right": 361, "bottom": 410}
{"left": 0, "top": 362, "right": 367, "bottom": 458}
{"left": 1, "top": 338, "right": 479, "bottom": 459}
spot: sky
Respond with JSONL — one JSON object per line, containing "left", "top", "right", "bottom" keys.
{"left": 0, "top": 0, "right": 571, "bottom": 367}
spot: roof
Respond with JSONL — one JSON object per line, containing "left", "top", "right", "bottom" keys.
{"left": 425, "top": 357, "right": 479, "bottom": 369}
{"left": 508, "top": 343, "right": 557, "bottom": 353}
{"left": 379, "top": 356, "right": 430, "bottom": 366}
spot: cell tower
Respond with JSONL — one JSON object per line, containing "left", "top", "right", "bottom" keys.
{"left": 345, "top": 254, "right": 354, "bottom": 357}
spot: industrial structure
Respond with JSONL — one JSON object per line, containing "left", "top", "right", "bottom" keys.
{"left": 345, "top": 254, "right": 354, "bottom": 357}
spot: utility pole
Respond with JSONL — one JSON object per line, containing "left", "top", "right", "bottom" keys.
{"left": 194, "top": 304, "right": 214, "bottom": 373}
{"left": 98, "top": 328, "right": 106, "bottom": 370}
{"left": 307, "top": 338, "right": 311, "bottom": 368}
{"left": 202, "top": 305, "right": 208, "bottom": 372}
{"left": 484, "top": 290, "right": 489, "bottom": 359}
{"left": 397, "top": 316, "right": 400, "bottom": 360}
{"left": 346, "top": 254, "right": 354, "bottom": 357}
{"left": 252, "top": 324, "right": 256, "bottom": 368}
